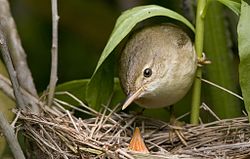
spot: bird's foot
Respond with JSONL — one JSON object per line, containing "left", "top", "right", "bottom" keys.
{"left": 169, "top": 117, "right": 187, "bottom": 146}
{"left": 130, "top": 108, "right": 145, "bottom": 116}
{"left": 197, "top": 52, "right": 211, "bottom": 67}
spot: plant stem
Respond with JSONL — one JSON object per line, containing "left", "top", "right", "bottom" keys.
{"left": 0, "top": 29, "right": 26, "bottom": 110}
{"left": 191, "top": 69, "right": 202, "bottom": 124}
{"left": 0, "top": 112, "right": 26, "bottom": 159}
{"left": 190, "top": 0, "right": 206, "bottom": 124}
{"left": 48, "top": 0, "right": 59, "bottom": 107}
{"left": 0, "top": 0, "right": 39, "bottom": 100}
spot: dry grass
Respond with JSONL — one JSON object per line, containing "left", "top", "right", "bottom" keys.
{"left": 15, "top": 92, "right": 250, "bottom": 159}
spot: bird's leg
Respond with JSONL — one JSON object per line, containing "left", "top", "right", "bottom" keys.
{"left": 137, "top": 108, "right": 145, "bottom": 116}
{"left": 168, "top": 105, "right": 187, "bottom": 146}
{"left": 129, "top": 107, "right": 145, "bottom": 116}
{"left": 197, "top": 52, "right": 211, "bottom": 67}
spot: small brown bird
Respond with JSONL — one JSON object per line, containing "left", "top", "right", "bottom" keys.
{"left": 119, "top": 24, "right": 197, "bottom": 110}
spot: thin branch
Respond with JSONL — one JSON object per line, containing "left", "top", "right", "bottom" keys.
{"left": 0, "top": 0, "right": 39, "bottom": 107}
{"left": 200, "top": 78, "right": 243, "bottom": 100}
{"left": 66, "top": 110, "right": 80, "bottom": 133}
{"left": 201, "top": 103, "right": 221, "bottom": 121}
{"left": 0, "top": 29, "right": 26, "bottom": 110}
{"left": 0, "top": 73, "right": 15, "bottom": 99}
{"left": 0, "top": 74, "right": 41, "bottom": 109}
{"left": 0, "top": 112, "right": 26, "bottom": 159}
{"left": 48, "top": 0, "right": 59, "bottom": 106}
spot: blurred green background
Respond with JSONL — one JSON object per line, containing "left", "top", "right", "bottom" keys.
{"left": 10, "top": 0, "right": 118, "bottom": 92}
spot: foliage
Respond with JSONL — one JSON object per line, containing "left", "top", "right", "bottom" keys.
{"left": 203, "top": 1, "right": 241, "bottom": 118}
{"left": 238, "top": 0, "right": 250, "bottom": 121}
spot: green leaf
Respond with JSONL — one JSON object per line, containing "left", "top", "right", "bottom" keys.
{"left": 86, "top": 54, "right": 115, "bottom": 110}
{"left": 87, "top": 5, "right": 195, "bottom": 110}
{"left": 238, "top": 0, "right": 250, "bottom": 120}
{"left": 203, "top": 1, "right": 241, "bottom": 119}
{"left": 216, "top": 0, "right": 241, "bottom": 15}
{"left": 55, "top": 79, "right": 89, "bottom": 105}
{"left": 93, "top": 5, "right": 195, "bottom": 76}
{"left": 110, "top": 78, "right": 126, "bottom": 108}
{"left": 56, "top": 77, "right": 125, "bottom": 111}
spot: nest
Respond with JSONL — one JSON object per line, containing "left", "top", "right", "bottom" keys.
{"left": 15, "top": 93, "right": 250, "bottom": 159}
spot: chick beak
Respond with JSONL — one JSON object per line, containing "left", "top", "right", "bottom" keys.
{"left": 121, "top": 86, "right": 145, "bottom": 110}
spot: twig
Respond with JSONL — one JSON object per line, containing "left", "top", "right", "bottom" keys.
{"left": 40, "top": 125, "right": 69, "bottom": 159}
{"left": 116, "top": 149, "right": 135, "bottom": 159}
{"left": 48, "top": 0, "right": 59, "bottom": 106}
{"left": 11, "top": 111, "right": 21, "bottom": 127}
{"left": 0, "top": 73, "right": 15, "bottom": 99}
{"left": 110, "top": 116, "right": 136, "bottom": 142}
{"left": 55, "top": 91, "right": 100, "bottom": 115}
{"left": 0, "top": 0, "right": 39, "bottom": 113}
{"left": 54, "top": 98, "right": 96, "bottom": 116}
{"left": 0, "top": 73, "right": 43, "bottom": 109}
{"left": 200, "top": 78, "right": 243, "bottom": 100}
{"left": 66, "top": 110, "right": 80, "bottom": 133}
{"left": 201, "top": 103, "right": 221, "bottom": 121}
{"left": 0, "top": 112, "right": 26, "bottom": 159}
{"left": 185, "top": 142, "right": 250, "bottom": 152}
{"left": 0, "top": 29, "right": 26, "bottom": 110}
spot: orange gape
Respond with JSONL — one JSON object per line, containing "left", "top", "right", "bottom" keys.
{"left": 128, "top": 127, "right": 149, "bottom": 153}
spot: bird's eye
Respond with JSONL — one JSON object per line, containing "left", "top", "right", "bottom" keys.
{"left": 143, "top": 68, "right": 152, "bottom": 78}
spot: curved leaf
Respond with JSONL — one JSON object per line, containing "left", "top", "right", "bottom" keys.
{"left": 86, "top": 54, "right": 115, "bottom": 109}
{"left": 93, "top": 5, "right": 195, "bottom": 76}
{"left": 87, "top": 5, "right": 194, "bottom": 110}
{"left": 216, "top": 0, "right": 241, "bottom": 15}
{"left": 238, "top": 1, "right": 250, "bottom": 120}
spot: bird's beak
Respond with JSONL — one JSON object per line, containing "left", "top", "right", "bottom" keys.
{"left": 121, "top": 86, "right": 145, "bottom": 110}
